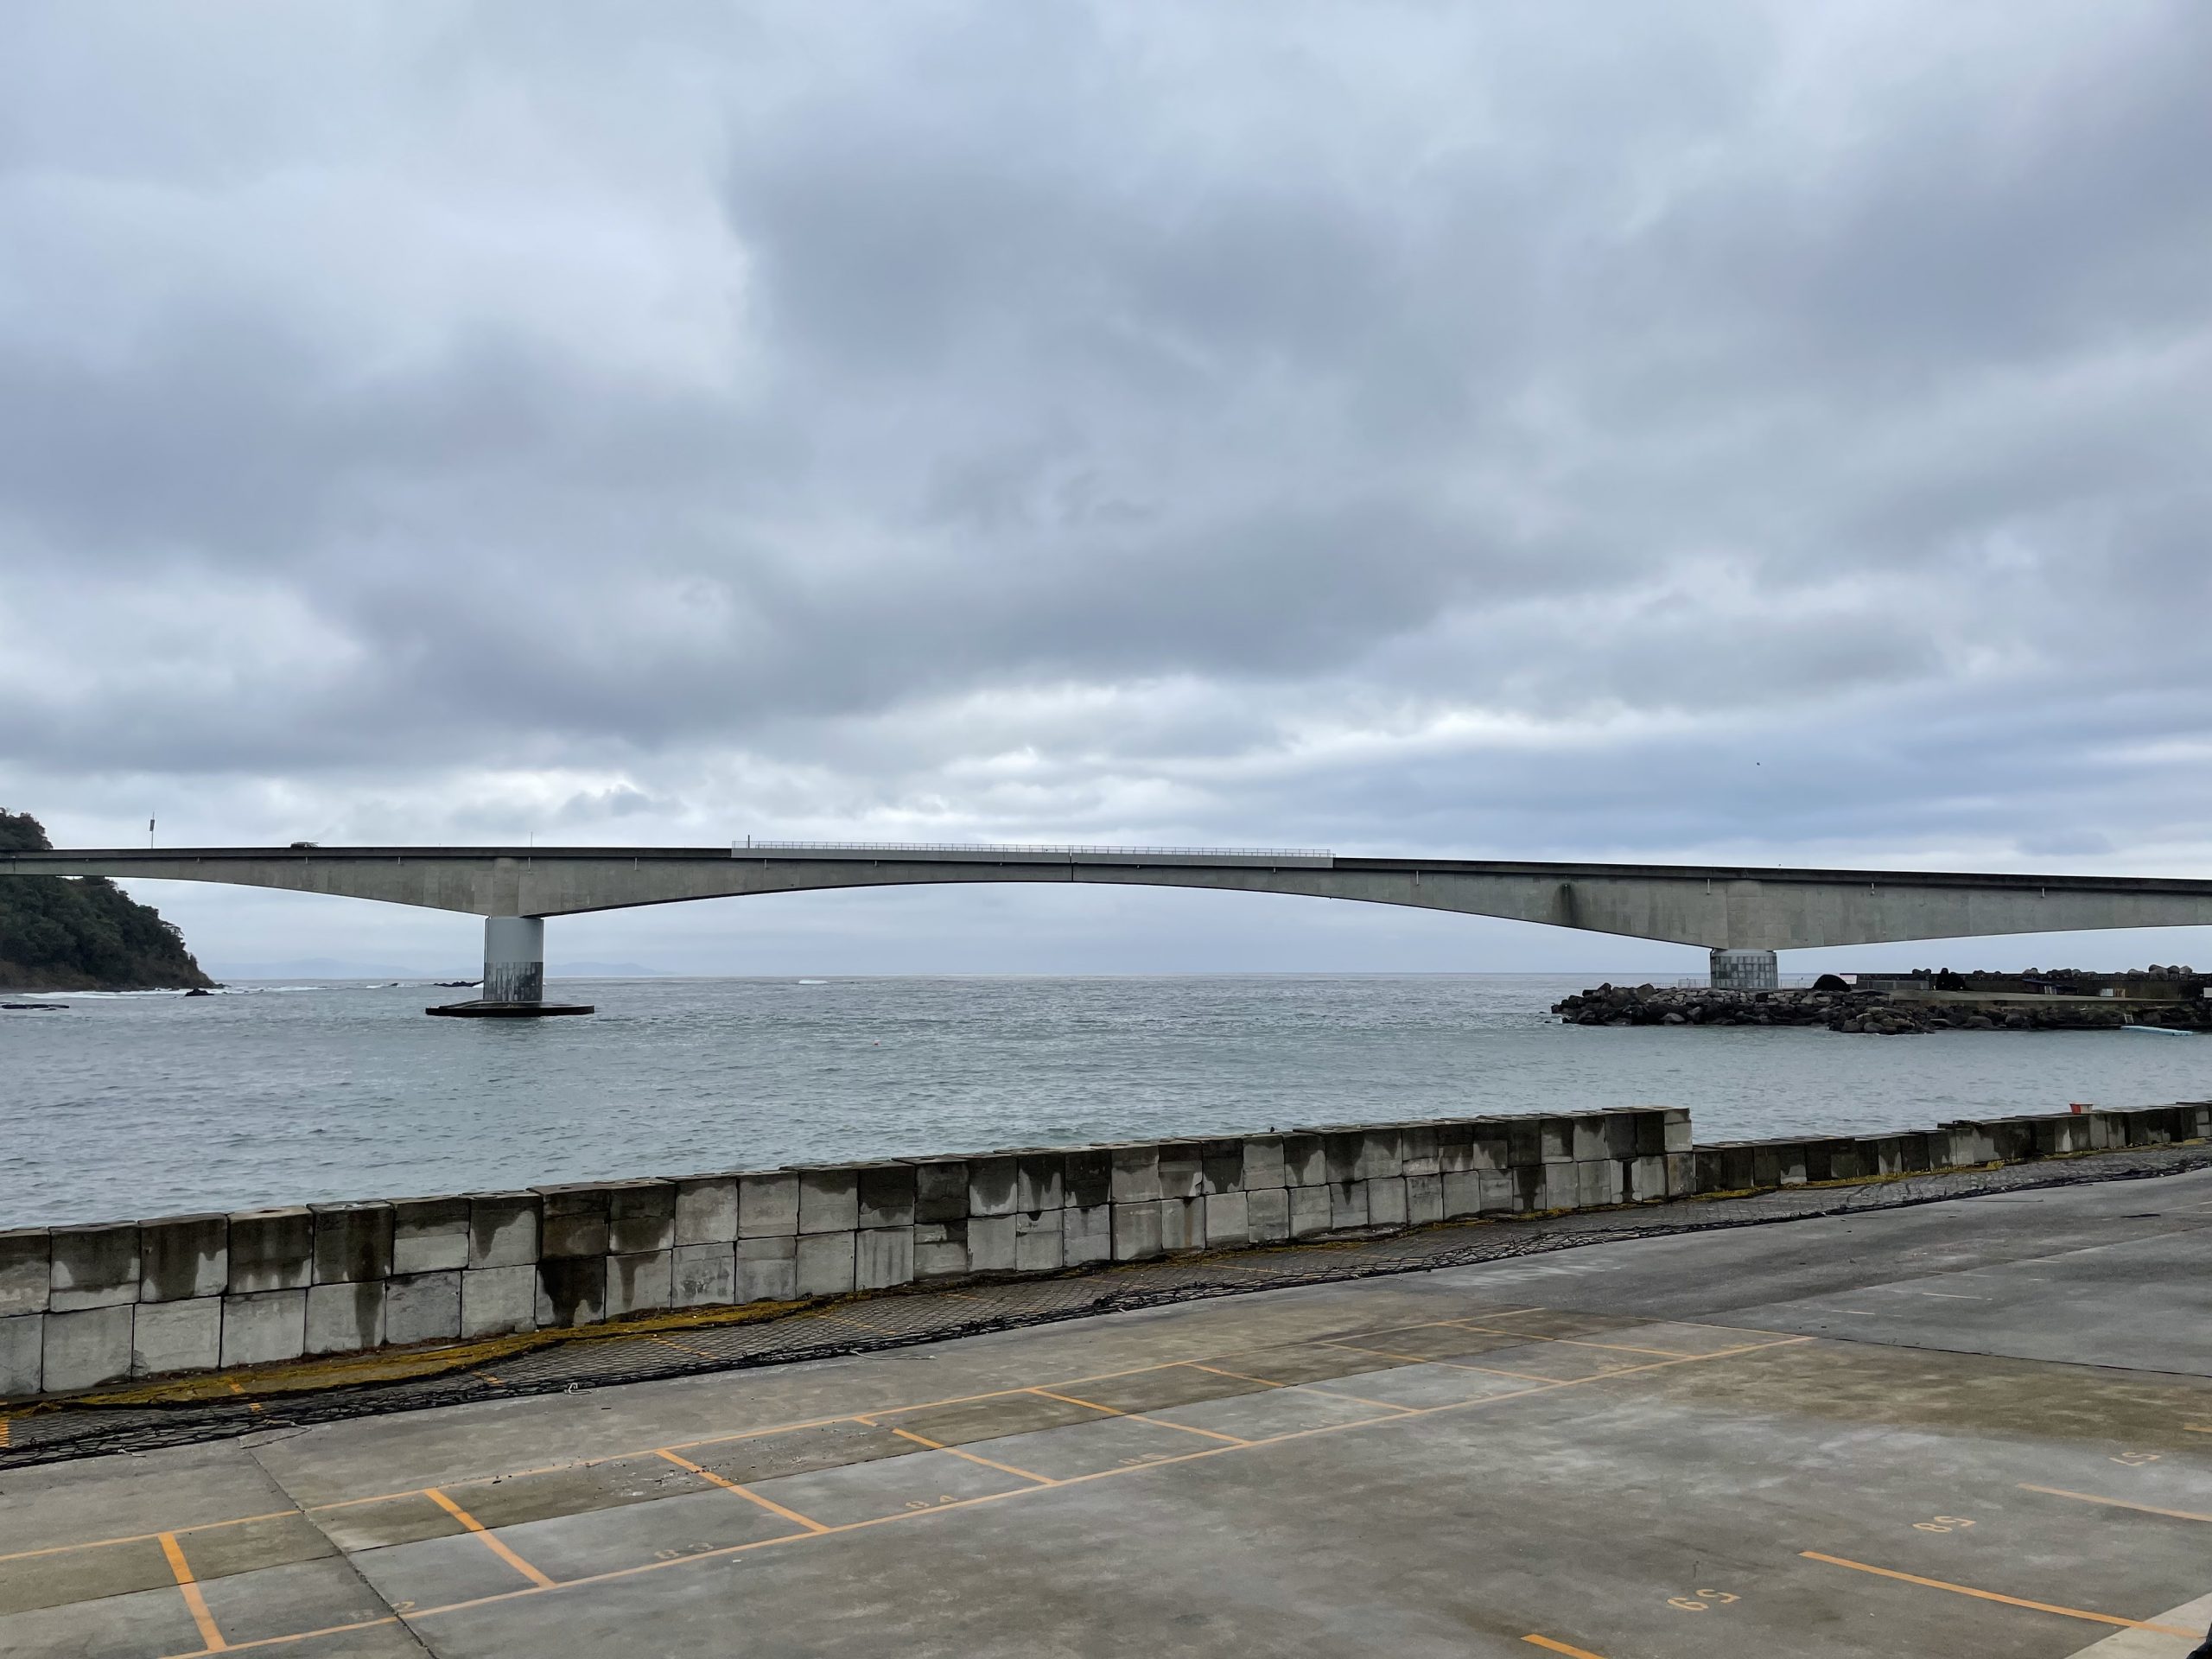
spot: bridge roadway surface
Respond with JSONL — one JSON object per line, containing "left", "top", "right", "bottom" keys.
{"left": 4, "top": 1167, "right": 2209, "bottom": 1657}
{"left": 14, "top": 843, "right": 2212, "bottom": 950}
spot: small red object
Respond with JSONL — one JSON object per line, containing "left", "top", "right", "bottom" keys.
{"left": 2069, "top": 1102, "right": 2090, "bottom": 1114}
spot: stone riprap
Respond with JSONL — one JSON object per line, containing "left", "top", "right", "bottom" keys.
{"left": 1554, "top": 981, "right": 2212, "bottom": 1033}
{"left": 2, "top": 1102, "right": 2204, "bottom": 1399}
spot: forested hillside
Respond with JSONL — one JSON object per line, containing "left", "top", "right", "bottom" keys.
{"left": 0, "top": 810, "right": 213, "bottom": 990}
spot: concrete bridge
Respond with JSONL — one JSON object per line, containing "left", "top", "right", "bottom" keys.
{"left": 11, "top": 842, "right": 2212, "bottom": 1013}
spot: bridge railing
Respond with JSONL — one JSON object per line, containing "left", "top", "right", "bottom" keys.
{"left": 733, "top": 840, "right": 1334, "bottom": 867}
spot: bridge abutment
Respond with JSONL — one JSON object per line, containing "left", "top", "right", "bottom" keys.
{"left": 1710, "top": 947, "right": 1779, "bottom": 991}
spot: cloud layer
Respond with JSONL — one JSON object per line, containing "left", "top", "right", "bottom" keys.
{"left": 4, "top": 2, "right": 2210, "bottom": 969}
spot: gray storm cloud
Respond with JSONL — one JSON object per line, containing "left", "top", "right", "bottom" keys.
{"left": 3, "top": 1, "right": 2209, "bottom": 968}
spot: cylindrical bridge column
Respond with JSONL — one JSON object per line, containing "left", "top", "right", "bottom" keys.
{"left": 1710, "top": 948, "right": 1779, "bottom": 992}
{"left": 482, "top": 916, "right": 545, "bottom": 1005}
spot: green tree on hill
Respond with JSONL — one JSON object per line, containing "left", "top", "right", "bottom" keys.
{"left": 0, "top": 810, "right": 213, "bottom": 990}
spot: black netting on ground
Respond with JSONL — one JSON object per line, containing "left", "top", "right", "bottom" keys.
{"left": 7, "top": 1144, "right": 2206, "bottom": 1469}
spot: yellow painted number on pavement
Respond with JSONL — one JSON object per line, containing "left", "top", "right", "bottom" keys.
{"left": 1669, "top": 1590, "right": 1740, "bottom": 1611}
{"left": 2110, "top": 1451, "right": 2162, "bottom": 1467}
{"left": 1912, "top": 1516, "right": 1975, "bottom": 1533}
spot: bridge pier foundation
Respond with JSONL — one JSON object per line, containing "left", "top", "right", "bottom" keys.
{"left": 427, "top": 916, "right": 593, "bottom": 1018}
{"left": 1710, "top": 948, "right": 1779, "bottom": 992}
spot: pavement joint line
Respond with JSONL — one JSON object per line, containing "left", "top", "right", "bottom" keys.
{"left": 1319, "top": 1337, "right": 1563, "bottom": 1381}
{"left": 1180, "top": 1363, "right": 1413, "bottom": 1414}
{"left": 423, "top": 1487, "right": 556, "bottom": 1589}
{"left": 888, "top": 1427, "right": 1058, "bottom": 1484}
{"left": 384, "top": 1332, "right": 1810, "bottom": 1629}
{"left": 1798, "top": 1551, "right": 2196, "bottom": 1636}
{"left": 1181, "top": 1362, "right": 1287, "bottom": 1388}
{"left": 159, "top": 1530, "right": 228, "bottom": 1652}
{"left": 1445, "top": 1321, "right": 1705, "bottom": 1358}
{"left": 2018, "top": 1484, "right": 2212, "bottom": 1524}
{"left": 652, "top": 1448, "right": 829, "bottom": 1533}
{"left": 1023, "top": 1386, "right": 1254, "bottom": 1446}
{"left": 1523, "top": 1636, "right": 1609, "bottom": 1658}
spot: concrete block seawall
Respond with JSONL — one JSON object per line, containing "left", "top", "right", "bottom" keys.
{"left": 2, "top": 1102, "right": 2205, "bottom": 1400}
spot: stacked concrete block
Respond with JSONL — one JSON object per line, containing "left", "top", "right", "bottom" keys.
{"left": 9, "top": 1100, "right": 2208, "bottom": 1397}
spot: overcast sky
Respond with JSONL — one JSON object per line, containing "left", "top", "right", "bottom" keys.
{"left": 4, "top": 3, "right": 2210, "bottom": 976}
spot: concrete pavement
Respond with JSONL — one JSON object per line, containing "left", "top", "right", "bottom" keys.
{"left": 5, "top": 1166, "right": 2209, "bottom": 1657}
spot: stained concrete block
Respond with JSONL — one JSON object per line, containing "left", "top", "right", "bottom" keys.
{"left": 1240, "top": 1138, "right": 1286, "bottom": 1191}
{"left": 461, "top": 1264, "right": 537, "bottom": 1337}
{"left": 1247, "top": 1187, "right": 1289, "bottom": 1243}
{"left": 1012, "top": 1211, "right": 1060, "bottom": 1274}
{"left": 534, "top": 1184, "right": 612, "bottom": 1259}
{"left": 1662, "top": 1109, "right": 1694, "bottom": 1154}
{"left": 385, "top": 1272, "right": 461, "bottom": 1345}
{"left": 1321, "top": 1131, "right": 1365, "bottom": 1184}
{"left": 1280, "top": 1135, "right": 1326, "bottom": 1187}
{"left": 1442, "top": 1171, "right": 1482, "bottom": 1219}
{"left": 966, "top": 1156, "right": 1019, "bottom": 1218}
{"left": 44, "top": 1305, "right": 134, "bottom": 1392}
{"left": 1507, "top": 1117, "right": 1544, "bottom": 1167}
{"left": 226, "top": 1210, "right": 313, "bottom": 1294}
{"left": 1539, "top": 1117, "right": 1577, "bottom": 1165}
{"left": 1014, "top": 1154, "right": 1064, "bottom": 1214}
{"left": 607, "top": 1180, "right": 677, "bottom": 1255}
{"left": 674, "top": 1176, "right": 740, "bottom": 1245}
{"left": 50, "top": 1222, "right": 139, "bottom": 1310}
{"left": 1367, "top": 1177, "right": 1409, "bottom": 1229}
{"left": 606, "top": 1249, "right": 673, "bottom": 1318}
{"left": 1328, "top": 1181, "right": 1370, "bottom": 1231}
{"left": 672, "top": 1242, "right": 735, "bottom": 1307}
{"left": 310, "top": 1203, "right": 392, "bottom": 1285}
{"left": 1663, "top": 1153, "right": 1694, "bottom": 1197}
{"left": 306, "top": 1282, "right": 385, "bottom": 1356}
{"left": 1198, "top": 1140, "right": 1245, "bottom": 1196}
{"left": 856, "top": 1163, "right": 917, "bottom": 1230}
{"left": 796, "top": 1168, "right": 859, "bottom": 1236}
{"left": 739, "top": 1172, "right": 800, "bottom": 1236}
{"left": 1628, "top": 1155, "right": 1667, "bottom": 1200}
{"left": 0, "top": 1229, "right": 50, "bottom": 1316}
{"left": 391, "top": 1197, "right": 469, "bottom": 1274}
{"left": 1063, "top": 1148, "right": 1112, "bottom": 1211}
{"left": 1399, "top": 1126, "right": 1440, "bottom": 1177}
{"left": 220, "top": 1289, "right": 305, "bottom": 1368}
{"left": 1064, "top": 1205, "right": 1112, "bottom": 1266}
{"left": 1580, "top": 1114, "right": 1631, "bottom": 1161}
{"left": 1, "top": 1313, "right": 42, "bottom": 1395}
{"left": 914, "top": 1221, "right": 969, "bottom": 1279}
{"left": 1577, "top": 1161, "right": 1624, "bottom": 1208}
{"left": 535, "top": 1257, "right": 606, "bottom": 1328}
{"left": 139, "top": 1215, "right": 226, "bottom": 1303}
{"left": 1109, "top": 1146, "right": 1161, "bottom": 1204}
{"left": 794, "top": 1232, "right": 855, "bottom": 1298}
{"left": 1480, "top": 1171, "right": 1520, "bottom": 1214}
{"left": 1406, "top": 1173, "right": 1442, "bottom": 1225}
{"left": 906, "top": 1159, "right": 969, "bottom": 1224}
{"left": 467, "top": 1193, "right": 540, "bottom": 1269}
{"left": 736, "top": 1236, "right": 798, "bottom": 1303}
{"left": 1203, "top": 1191, "right": 1249, "bottom": 1247}
{"left": 969, "top": 1214, "right": 1017, "bottom": 1273}
{"left": 1156, "top": 1144, "right": 1205, "bottom": 1203}
{"left": 1112, "top": 1200, "right": 1163, "bottom": 1262}
{"left": 857, "top": 1227, "right": 915, "bottom": 1291}
{"left": 1288, "top": 1185, "right": 1332, "bottom": 1238}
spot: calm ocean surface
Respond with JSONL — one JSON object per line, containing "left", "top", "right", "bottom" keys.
{"left": 6, "top": 974, "right": 2209, "bottom": 1225}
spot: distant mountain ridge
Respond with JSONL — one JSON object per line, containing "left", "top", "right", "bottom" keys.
{"left": 0, "top": 810, "right": 213, "bottom": 991}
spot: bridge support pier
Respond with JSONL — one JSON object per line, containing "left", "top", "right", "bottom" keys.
{"left": 427, "top": 916, "right": 594, "bottom": 1018}
{"left": 1710, "top": 948, "right": 1779, "bottom": 992}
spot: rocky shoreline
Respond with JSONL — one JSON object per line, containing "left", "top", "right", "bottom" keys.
{"left": 1552, "top": 980, "right": 2212, "bottom": 1034}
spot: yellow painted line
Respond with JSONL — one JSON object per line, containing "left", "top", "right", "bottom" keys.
{"left": 648, "top": 1333, "right": 719, "bottom": 1361}
{"left": 1448, "top": 1320, "right": 1697, "bottom": 1358}
{"left": 395, "top": 1334, "right": 1813, "bottom": 1627}
{"left": 1183, "top": 1362, "right": 1286, "bottom": 1388}
{"left": 1799, "top": 1552, "right": 2195, "bottom": 1636}
{"left": 158, "top": 1615, "right": 403, "bottom": 1659}
{"left": 423, "top": 1488, "right": 556, "bottom": 1589}
{"left": 889, "top": 1427, "right": 1057, "bottom": 1484}
{"left": 158, "top": 1532, "right": 227, "bottom": 1652}
{"left": 222, "top": 1376, "right": 264, "bottom": 1416}
{"left": 1027, "top": 1386, "right": 1252, "bottom": 1446}
{"left": 1524, "top": 1636, "right": 1609, "bottom": 1659}
{"left": 2019, "top": 1484, "right": 2212, "bottom": 1525}
{"left": 653, "top": 1448, "right": 828, "bottom": 1533}
{"left": 0, "top": 1510, "right": 300, "bottom": 1565}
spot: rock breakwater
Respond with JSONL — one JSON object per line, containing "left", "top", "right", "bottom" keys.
{"left": 1551, "top": 982, "right": 2210, "bottom": 1034}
